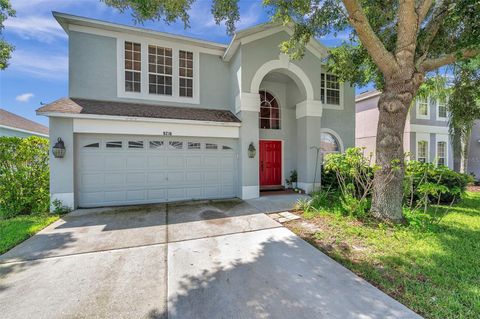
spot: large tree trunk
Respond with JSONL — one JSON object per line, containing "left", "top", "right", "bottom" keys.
{"left": 452, "top": 130, "right": 462, "bottom": 172}
{"left": 370, "top": 85, "right": 413, "bottom": 223}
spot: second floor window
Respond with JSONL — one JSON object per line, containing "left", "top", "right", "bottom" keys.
{"left": 321, "top": 73, "right": 340, "bottom": 105}
{"left": 437, "top": 141, "right": 446, "bottom": 166}
{"left": 416, "top": 98, "right": 429, "bottom": 118}
{"left": 417, "top": 140, "right": 428, "bottom": 163}
{"left": 148, "top": 45, "right": 173, "bottom": 95}
{"left": 437, "top": 97, "right": 447, "bottom": 119}
{"left": 125, "top": 41, "right": 141, "bottom": 92}
{"left": 179, "top": 50, "right": 193, "bottom": 97}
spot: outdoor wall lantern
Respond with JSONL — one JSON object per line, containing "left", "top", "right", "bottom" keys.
{"left": 248, "top": 142, "right": 256, "bottom": 158}
{"left": 52, "top": 138, "right": 66, "bottom": 158}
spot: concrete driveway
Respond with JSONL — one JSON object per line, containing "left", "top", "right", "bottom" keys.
{"left": 0, "top": 195, "right": 420, "bottom": 319}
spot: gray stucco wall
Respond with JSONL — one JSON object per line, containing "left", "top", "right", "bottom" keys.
{"left": 241, "top": 31, "right": 322, "bottom": 100}
{"left": 69, "top": 31, "right": 232, "bottom": 110}
{"left": 322, "top": 82, "right": 356, "bottom": 150}
{"left": 48, "top": 117, "right": 75, "bottom": 208}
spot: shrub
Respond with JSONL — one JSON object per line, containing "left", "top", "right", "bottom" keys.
{"left": 0, "top": 136, "right": 50, "bottom": 219}
{"left": 404, "top": 161, "right": 471, "bottom": 207}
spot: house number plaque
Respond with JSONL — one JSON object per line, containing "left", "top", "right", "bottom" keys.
{"left": 163, "top": 131, "right": 172, "bottom": 136}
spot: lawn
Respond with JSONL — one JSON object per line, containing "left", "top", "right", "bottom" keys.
{"left": 0, "top": 214, "right": 60, "bottom": 254}
{"left": 287, "top": 191, "right": 480, "bottom": 319}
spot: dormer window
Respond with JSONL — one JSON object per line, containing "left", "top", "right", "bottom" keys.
{"left": 124, "top": 41, "right": 141, "bottom": 92}
{"left": 148, "top": 45, "right": 173, "bottom": 95}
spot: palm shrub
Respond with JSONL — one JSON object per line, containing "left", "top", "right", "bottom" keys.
{"left": 0, "top": 136, "right": 50, "bottom": 218}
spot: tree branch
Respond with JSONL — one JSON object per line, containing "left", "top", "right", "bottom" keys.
{"left": 396, "top": 0, "right": 418, "bottom": 67}
{"left": 342, "top": 0, "right": 399, "bottom": 77}
{"left": 419, "top": 49, "right": 480, "bottom": 72}
{"left": 417, "top": 0, "right": 434, "bottom": 24}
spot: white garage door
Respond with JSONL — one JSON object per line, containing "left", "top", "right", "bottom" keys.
{"left": 76, "top": 134, "right": 238, "bottom": 207}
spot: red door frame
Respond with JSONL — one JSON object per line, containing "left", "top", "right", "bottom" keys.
{"left": 259, "top": 140, "right": 282, "bottom": 188}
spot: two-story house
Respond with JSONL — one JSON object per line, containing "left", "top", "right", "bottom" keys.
{"left": 356, "top": 90, "right": 453, "bottom": 168}
{"left": 37, "top": 12, "right": 355, "bottom": 209}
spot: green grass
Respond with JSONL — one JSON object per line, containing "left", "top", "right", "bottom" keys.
{"left": 289, "top": 192, "right": 480, "bottom": 319}
{"left": 0, "top": 214, "right": 60, "bottom": 254}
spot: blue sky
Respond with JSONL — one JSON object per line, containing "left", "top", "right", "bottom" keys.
{"left": 0, "top": 0, "right": 353, "bottom": 126}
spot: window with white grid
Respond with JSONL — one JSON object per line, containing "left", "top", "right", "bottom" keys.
{"left": 437, "top": 97, "right": 447, "bottom": 119}
{"left": 417, "top": 140, "right": 428, "bottom": 163}
{"left": 437, "top": 141, "right": 446, "bottom": 166}
{"left": 321, "top": 73, "right": 340, "bottom": 105}
{"left": 124, "top": 41, "right": 141, "bottom": 92}
{"left": 179, "top": 50, "right": 193, "bottom": 97}
{"left": 148, "top": 45, "right": 173, "bottom": 95}
{"left": 416, "top": 98, "right": 429, "bottom": 118}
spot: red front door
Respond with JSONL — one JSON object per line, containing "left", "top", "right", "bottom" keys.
{"left": 259, "top": 140, "right": 282, "bottom": 188}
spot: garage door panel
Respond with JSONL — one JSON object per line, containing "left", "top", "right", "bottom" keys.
{"left": 166, "top": 156, "right": 184, "bottom": 169}
{"left": 147, "top": 172, "right": 166, "bottom": 184}
{"left": 104, "top": 190, "right": 127, "bottom": 202}
{"left": 126, "top": 190, "right": 146, "bottom": 201}
{"left": 107, "top": 157, "right": 125, "bottom": 170}
{"left": 186, "top": 187, "right": 203, "bottom": 199}
{"left": 80, "top": 155, "right": 104, "bottom": 170}
{"left": 147, "top": 156, "right": 166, "bottom": 168}
{"left": 77, "top": 134, "right": 238, "bottom": 207}
{"left": 186, "top": 156, "right": 203, "bottom": 168}
{"left": 104, "top": 173, "right": 125, "bottom": 185}
{"left": 126, "top": 172, "right": 146, "bottom": 184}
{"left": 147, "top": 189, "right": 167, "bottom": 201}
{"left": 126, "top": 156, "right": 146, "bottom": 169}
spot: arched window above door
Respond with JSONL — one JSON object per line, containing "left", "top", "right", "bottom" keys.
{"left": 259, "top": 90, "right": 280, "bottom": 129}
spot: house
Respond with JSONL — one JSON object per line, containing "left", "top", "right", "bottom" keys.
{"left": 355, "top": 90, "right": 453, "bottom": 168}
{"left": 37, "top": 12, "right": 355, "bottom": 209}
{"left": 0, "top": 108, "right": 49, "bottom": 138}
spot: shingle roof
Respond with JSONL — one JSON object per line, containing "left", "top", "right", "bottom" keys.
{"left": 0, "top": 109, "right": 49, "bottom": 136}
{"left": 36, "top": 98, "right": 241, "bottom": 123}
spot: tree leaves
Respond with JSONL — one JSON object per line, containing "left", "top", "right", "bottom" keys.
{"left": 0, "top": 0, "right": 15, "bottom": 70}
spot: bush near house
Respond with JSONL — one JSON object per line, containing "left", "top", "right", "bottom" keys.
{"left": 0, "top": 136, "right": 50, "bottom": 219}
{"left": 320, "top": 148, "right": 471, "bottom": 216}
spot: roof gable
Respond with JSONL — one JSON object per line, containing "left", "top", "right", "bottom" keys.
{"left": 0, "top": 109, "right": 49, "bottom": 136}
{"left": 223, "top": 23, "right": 329, "bottom": 62}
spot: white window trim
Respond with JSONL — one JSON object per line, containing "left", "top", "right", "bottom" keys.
{"left": 435, "top": 134, "right": 449, "bottom": 166}
{"left": 416, "top": 97, "right": 430, "bottom": 120}
{"left": 416, "top": 132, "right": 430, "bottom": 162}
{"left": 320, "top": 73, "right": 344, "bottom": 110}
{"left": 436, "top": 97, "right": 448, "bottom": 121}
{"left": 117, "top": 36, "right": 200, "bottom": 104}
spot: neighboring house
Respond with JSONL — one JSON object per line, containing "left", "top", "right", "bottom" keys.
{"left": 468, "top": 121, "right": 480, "bottom": 179}
{"left": 37, "top": 12, "right": 355, "bottom": 209}
{"left": 0, "top": 108, "right": 49, "bottom": 138}
{"left": 356, "top": 90, "right": 453, "bottom": 169}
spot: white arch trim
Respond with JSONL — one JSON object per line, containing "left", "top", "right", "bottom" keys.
{"left": 320, "top": 128, "right": 344, "bottom": 153}
{"left": 250, "top": 57, "right": 315, "bottom": 100}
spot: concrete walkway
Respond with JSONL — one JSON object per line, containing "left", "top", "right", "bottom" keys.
{"left": 0, "top": 195, "right": 420, "bottom": 319}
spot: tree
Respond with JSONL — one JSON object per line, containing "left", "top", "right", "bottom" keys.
{"left": 103, "top": 0, "right": 480, "bottom": 222}
{"left": 448, "top": 58, "right": 480, "bottom": 174}
{"left": 0, "top": 0, "right": 15, "bottom": 70}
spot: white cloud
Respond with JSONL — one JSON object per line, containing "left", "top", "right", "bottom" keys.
{"left": 15, "top": 92, "right": 34, "bottom": 102}
{"left": 10, "top": 50, "right": 68, "bottom": 80}
{"left": 4, "top": 16, "right": 66, "bottom": 43}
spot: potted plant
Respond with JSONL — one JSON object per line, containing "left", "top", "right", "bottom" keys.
{"left": 289, "top": 170, "right": 298, "bottom": 189}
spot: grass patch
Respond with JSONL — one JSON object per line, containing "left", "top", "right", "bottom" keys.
{"left": 0, "top": 214, "right": 60, "bottom": 254}
{"left": 288, "top": 191, "right": 480, "bottom": 319}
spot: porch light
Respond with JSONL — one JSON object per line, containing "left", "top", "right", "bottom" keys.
{"left": 248, "top": 142, "right": 256, "bottom": 158}
{"left": 52, "top": 138, "right": 66, "bottom": 158}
